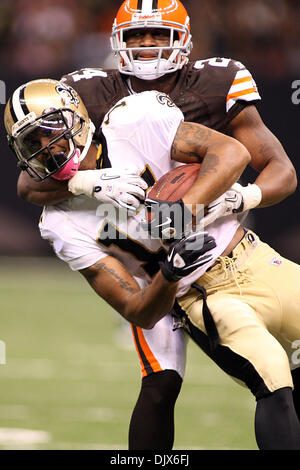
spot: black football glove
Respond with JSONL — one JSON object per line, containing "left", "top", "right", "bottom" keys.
{"left": 160, "top": 231, "right": 217, "bottom": 282}
{"left": 142, "top": 197, "right": 196, "bottom": 240}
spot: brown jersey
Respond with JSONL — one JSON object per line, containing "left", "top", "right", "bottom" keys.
{"left": 61, "top": 57, "right": 261, "bottom": 136}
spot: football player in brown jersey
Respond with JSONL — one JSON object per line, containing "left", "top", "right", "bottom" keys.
{"left": 16, "top": 0, "right": 297, "bottom": 450}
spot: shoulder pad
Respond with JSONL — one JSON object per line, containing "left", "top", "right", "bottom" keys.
{"left": 103, "top": 91, "right": 182, "bottom": 129}
{"left": 192, "top": 58, "right": 261, "bottom": 112}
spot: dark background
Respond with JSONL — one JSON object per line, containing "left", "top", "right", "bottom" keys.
{"left": 0, "top": 0, "right": 299, "bottom": 260}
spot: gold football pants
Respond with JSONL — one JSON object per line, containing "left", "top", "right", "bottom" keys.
{"left": 178, "top": 230, "right": 300, "bottom": 398}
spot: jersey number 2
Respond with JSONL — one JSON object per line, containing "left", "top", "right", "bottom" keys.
{"left": 194, "top": 58, "right": 231, "bottom": 69}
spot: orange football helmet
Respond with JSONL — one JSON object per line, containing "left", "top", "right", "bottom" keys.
{"left": 111, "top": 0, "right": 193, "bottom": 80}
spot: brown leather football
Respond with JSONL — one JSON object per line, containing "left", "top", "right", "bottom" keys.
{"left": 147, "top": 163, "right": 201, "bottom": 201}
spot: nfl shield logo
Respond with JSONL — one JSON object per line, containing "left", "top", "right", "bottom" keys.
{"left": 270, "top": 257, "right": 283, "bottom": 266}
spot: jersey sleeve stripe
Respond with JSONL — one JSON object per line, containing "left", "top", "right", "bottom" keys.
{"left": 232, "top": 76, "right": 253, "bottom": 86}
{"left": 228, "top": 82, "right": 257, "bottom": 95}
{"left": 229, "top": 77, "right": 254, "bottom": 94}
{"left": 234, "top": 69, "right": 254, "bottom": 80}
{"left": 227, "top": 87, "right": 258, "bottom": 102}
{"left": 226, "top": 68, "right": 261, "bottom": 112}
{"left": 227, "top": 82, "right": 257, "bottom": 95}
{"left": 227, "top": 91, "right": 261, "bottom": 113}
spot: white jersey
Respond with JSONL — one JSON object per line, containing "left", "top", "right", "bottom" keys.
{"left": 39, "top": 90, "right": 242, "bottom": 380}
{"left": 40, "top": 91, "right": 182, "bottom": 283}
{"left": 40, "top": 90, "right": 239, "bottom": 295}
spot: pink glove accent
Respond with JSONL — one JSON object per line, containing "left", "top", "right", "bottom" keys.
{"left": 52, "top": 149, "right": 81, "bottom": 181}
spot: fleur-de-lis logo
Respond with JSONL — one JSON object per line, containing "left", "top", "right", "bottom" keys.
{"left": 56, "top": 83, "right": 80, "bottom": 108}
{"left": 156, "top": 93, "right": 175, "bottom": 107}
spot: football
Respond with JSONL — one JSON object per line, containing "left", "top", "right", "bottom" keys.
{"left": 147, "top": 163, "right": 201, "bottom": 201}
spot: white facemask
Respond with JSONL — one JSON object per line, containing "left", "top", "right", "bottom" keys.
{"left": 132, "top": 58, "right": 174, "bottom": 80}
{"left": 120, "top": 44, "right": 186, "bottom": 81}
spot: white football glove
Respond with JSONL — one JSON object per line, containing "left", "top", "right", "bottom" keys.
{"left": 203, "top": 182, "right": 262, "bottom": 227}
{"left": 68, "top": 168, "right": 148, "bottom": 212}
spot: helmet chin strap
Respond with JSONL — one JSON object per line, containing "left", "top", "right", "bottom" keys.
{"left": 121, "top": 41, "right": 184, "bottom": 81}
{"left": 52, "top": 119, "right": 95, "bottom": 181}
{"left": 133, "top": 58, "right": 172, "bottom": 80}
{"left": 133, "top": 53, "right": 182, "bottom": 80}
{"left": 51, "top": 148, "right": 81, "bottom": 181}
{"left": 77, "top": 120, "right": 95, "bottom": 162}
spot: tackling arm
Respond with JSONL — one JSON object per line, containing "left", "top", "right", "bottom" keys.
{"left": 17, "top": 170, "right": 73, "bottom": 206}
{"left": 228, "top": 105, "right": 297, "bottom": 207}
{"left": 16, "top": 141, "right": 99, "bottom": 206}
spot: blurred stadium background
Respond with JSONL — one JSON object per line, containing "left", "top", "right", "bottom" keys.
{"left": 0, "top": 0, "right": 299, "bottom": 450}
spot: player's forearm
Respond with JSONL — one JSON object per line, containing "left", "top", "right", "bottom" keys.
{"left": 17, "top": 171, "right": 73, "bottom": 206}
{"left": 229, "top": 105, "right": 297, "bottom": 207}
{"left": 172, "top": 122, "right": 250, "bottom": 210}
{"left": 182, "top": 139, "right": 250, "bottom": 209}
{"left": 123, "top": 272, "right": 178, "bottom": 329}
{"left": 253, "top": 158, "right": 297, "bottom": 208}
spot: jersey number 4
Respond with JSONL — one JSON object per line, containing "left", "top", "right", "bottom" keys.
{"left": 68, "top": 68, "right": 108, "bottom": 82}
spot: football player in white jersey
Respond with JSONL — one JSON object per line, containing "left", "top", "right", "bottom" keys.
{"left": 5, "top": 78, "right": 252, "bottom": 443}
{"left": 5, "top": 79, "right": 300, "bottom": 450}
